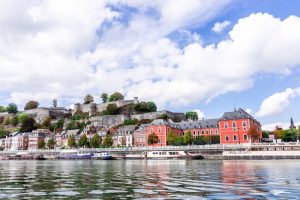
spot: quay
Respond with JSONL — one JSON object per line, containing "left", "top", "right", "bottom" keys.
{"left": 1, "top": 143, "right": 300, "bottom": 160}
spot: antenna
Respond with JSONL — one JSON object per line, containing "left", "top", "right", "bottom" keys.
{"left": 233, "top": 103, "right": 236, "bottom": 111}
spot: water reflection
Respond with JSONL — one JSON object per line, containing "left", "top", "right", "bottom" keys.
{"left": 0, "top": 160, "right": 299, "bottom": 199}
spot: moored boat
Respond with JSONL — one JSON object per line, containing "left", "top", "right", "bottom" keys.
{"left": 91, "top": 152, "right": 113, "bottom": 160}
{"left": 223, "top": 143, "right": 300, "bottom": 159}
{"left": 125, "top": 151, "right": 203, "bottom": 160}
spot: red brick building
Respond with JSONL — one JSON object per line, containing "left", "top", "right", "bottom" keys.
{"left": 219, "top": 108, "right": 262, "bottom": 144}
{"left": 141, "top": 108, "right": 262, "bottom": 146}
{"left": 145, "top": 119, "right": 183, "bottom": 147}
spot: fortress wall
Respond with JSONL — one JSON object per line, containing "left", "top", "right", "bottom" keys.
{"left": 89, "top": 115, "right": 129, "bottom": 128}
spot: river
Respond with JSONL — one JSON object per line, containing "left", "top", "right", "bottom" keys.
{"left": 0, "top": 160, "right": 299, "bottom": 199}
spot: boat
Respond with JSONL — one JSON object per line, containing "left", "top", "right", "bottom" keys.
{"left": 223, "top": 143, "right": 300, "bottom": 160}
{"left": 125, "top": 151, "right": 203, "bottom": 160}
{"left": 34, "top": 154, "right": 47, "bottom": 160}
{"left": 57, "top": 150, "right": 79, "bottom": 159}
{"left": 91, "top": 152, "right": 113, "bottom": 160}
{"left": 76, "top": 153, "right": 92, "bottom": 159}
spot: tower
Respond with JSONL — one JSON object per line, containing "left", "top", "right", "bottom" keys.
{"left": 290, "top": 118, "right": 296, "bottom": 130}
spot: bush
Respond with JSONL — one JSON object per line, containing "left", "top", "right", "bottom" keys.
{"left": 106, "top": 104, "right": 119, "bottom": 115}
{"left": 11, "top": 116, "right": 19, "bottom": 126}
{"left": 24, "top": 101, "right": 39, "bottom": 110}
{"left": 20, "top": 117, "right": 36, "bottom": 132}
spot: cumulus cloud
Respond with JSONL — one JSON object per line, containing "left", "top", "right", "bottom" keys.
{"left": 212, "top": 20, "right": 230, "bottom": 33}
{"left": 256, "top": 87, "right": 300, "bottom": 117}
{"left": 194, "top": 109, "right": 205, "bottom": 119}
{"left": 1, "top": 0, "right": 300, "bottom": 111}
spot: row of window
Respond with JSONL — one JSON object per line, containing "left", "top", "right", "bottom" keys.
{"left": 225, "top": 134, "right": 248, "bottom": 141}
{"left": 224, "top": 121, "right": 247, "bottom": 129}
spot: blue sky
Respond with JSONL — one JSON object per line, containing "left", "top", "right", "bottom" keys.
{"left": 0, "top": 0, "right": 300, "bottom": 129}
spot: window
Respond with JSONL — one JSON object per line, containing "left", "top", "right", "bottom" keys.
{"left": 150, "top": 128, "right": 153, "bottom": 133}
{"left": 193, "top": 131, "right": 196, "bottom": 136}
{"left": 224, "top": 122, "right": 228, "bottom": 128}
{"left": 243, "top": 134, "right": 248, "bottom": 140}
{"left": 158, "top": 139, "right": 161, "bottom": 144}
{"left": 158, "top": 127, "right": 161, "bottom": 133}
{"left": 233, "top": 135, "right": 238, "bottom": 141}
{"left": 202, "top": 130, "right": 204, "bottom": 135}
{"left": 233, "top": 128, "right": 237, "bottom": 132}
{"left": 242, "top": 121, "right": 247, "bottom": 127}
{"left": 210, "top": 129, "right": 213, "bottom": 134}
{"left": 226, "top": 135, "right": 230, "bottom": 141}
{"left": 215, "top": 129, "right": 218, "bottom": 134}
{"left": 232, "top": 121, "right": 236, "bottom": 128}
{"left": 198, "top": 131, "right": 200, "bottom": 135}
{"left": 206, "top": 130, "right": 209, "bottom": 134}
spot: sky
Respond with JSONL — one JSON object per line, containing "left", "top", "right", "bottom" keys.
{"left": 0, "top": 0, "right": 300, "bottom": 130}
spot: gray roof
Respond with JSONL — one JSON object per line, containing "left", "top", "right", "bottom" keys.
{"left": 220, "top": 108, "right": 253, "bottom": 120}
{"left": 176, "top": 118, "right": 219, "bottom": 130}
{"left": 117, "top": 125, "right": 136, "bottom": 132}
{"left": 150, "top": 119, "right": 182, "bottom": 129}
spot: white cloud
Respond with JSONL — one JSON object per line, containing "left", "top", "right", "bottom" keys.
{"left": 194, "top": 109, "right": 205, "bottom": 119}
{"left": 245, "top": 108, "right": 252, "bottom": 114}
{"left": 262, "top": 121, "right": 300, "bottom": 131}
{"left": 212, "top": 20, "right": 230, "bottom": 33}
{"left": 256, "top": 87, "right": 300, "bottom": 117}
{"left": 1, "top": 0, "right": 300, "bottom": 113}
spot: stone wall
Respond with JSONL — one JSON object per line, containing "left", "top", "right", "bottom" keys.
{"left": 74, "top": 99, "right": 137, "bottom": 116}
{"left": 131, "top": 110, "right": 185, "bottom": 122}
{"left": 89, "top": 115, "right": 129, "bottom": 128}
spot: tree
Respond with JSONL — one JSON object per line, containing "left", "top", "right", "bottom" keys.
{"left": 24, "top": 100, "right": 39, "bottom": 110}
{"left": 101, "top": 93, "right": 108, "bottom": 103}
{"left": 0, "top": 129, "right": 9, "bottom": 138}
{"left": 91, "top": 134, "right": 101, "bottom": 148}
{"left": 262, "top": 130, "right": 270, "bottom": 138}
{"left": 66, "top": 120, "right": 78, "bottom": 130}
{"left": 273, "top": 128, "right": 284, "bottom": 143}
{"left": 42, "top": 116, "right": 51, "bottom": 129}
{"left": 167, "top": 130, "right": 177, "bottom": 145}
{"left": 147, "top": 102, "right": 157, "bottom": 112}
{"left": 148, "top": 133, "right": 159, "bottom": 145}
{"left": 0, "top": 106, "right": 6, "bottom": 113}
{"left": 78, "top": 134, "right": 88, "bottom": 148}
{"left": 248, "top": 127, "right": 260, "bottom": 142}
{"left": 184, "top": 131, "right": 193, "bottom": 144}
{"left": 18, "top": 113, "right": 28, "bottom": 123}
{"left": 47, "top": 138, "right": 56, "bottom": 149}
{"left": 185, "top": 111, "right": 198, "bottom": 121}
{"left": 20, "top": 117, "right": 36, "bottom": 132}
{"left": 11, "top": 116, "right": 19, "bottom": 126}
{"left": 103, "top": 134, "right": 113, "bottom": 147}
{"left": 68, "top": 135, "right": 77, "bottom": 148}
{"left": 6, "top": 103, "right": 18, "bottom": 114}
{"left": 84, "top": 94, "right": 94, "bottom": 104}
{"left": 54, "top": 119, "right": 64, "bottom": 130}
{"left": 0, "top": 116, "right": 4, "bottom": 124}
{"left": 106, "top": 103, "right": 119, "bottom": 115}
{"left": 38, "top": 140, "right": 45, "bottom": 149}
{"left": 174, "top": 136, "right": 184, "bottom": 146}
{"left": 108, "top": 92, "right": 124, "bottom": 102}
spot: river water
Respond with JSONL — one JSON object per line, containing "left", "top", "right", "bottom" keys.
{"left": 0, "top": 160, "right": 299, "bottom": 199}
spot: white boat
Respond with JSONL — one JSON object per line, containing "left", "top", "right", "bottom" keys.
{"left": 223, "top": 143, "right": 300, "bottom": 159}
{"left": 91, "top": 152, "right": 113, "bottom": 160}
{"left": 125, "top": 151, "right": 202, "bottom": 160}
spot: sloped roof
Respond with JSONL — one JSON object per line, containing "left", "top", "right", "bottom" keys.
{"left": 176, "top": 118, "right": 219, "bottom": 130}
{"left": 220, "top": 108, "right": 253, "bottom": 120}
